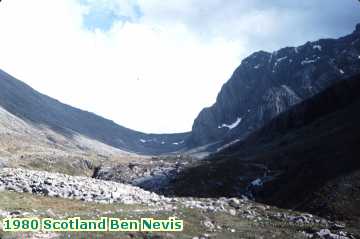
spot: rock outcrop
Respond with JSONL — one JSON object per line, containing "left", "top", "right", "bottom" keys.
{"left": 187, "top": 24, "right": 360, "bottom": 150}
{"left": 93, "top": 160, "right": 187, "bottom": 193}
{"left": 169, "top": 75, "right": 360, "bottom": 223}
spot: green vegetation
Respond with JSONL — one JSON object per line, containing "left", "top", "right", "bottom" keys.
{"left": 0, "top": 191, "right": 345, "bottom": 239}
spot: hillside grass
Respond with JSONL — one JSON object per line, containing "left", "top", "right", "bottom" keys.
{"left": 0, "top": 191, "right": 332, "bottom": 239}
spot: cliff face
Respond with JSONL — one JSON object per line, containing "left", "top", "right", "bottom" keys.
{"left": 169, "top": 75, "right": 360, "bottom": 223}
{"left": 188, "top": 24, "right": 360, "bottom": 149}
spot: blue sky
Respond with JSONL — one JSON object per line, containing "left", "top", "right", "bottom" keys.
{"left": 83, "top": 9, "right": 126, "bottom": 31}
{"left": 80, "top": 0, "right": 143, "bottom": 31}
{"left": 0, "top": 0, "right": 360, "bottom": 133}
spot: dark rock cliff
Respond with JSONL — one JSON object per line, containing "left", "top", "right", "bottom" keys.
{"left": 188, "top": 24, "right": 360, "bottom": 149}
{"left": 169, "top": 75, "right": 360, "bottom": 223}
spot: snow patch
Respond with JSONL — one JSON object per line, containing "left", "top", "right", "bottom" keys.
{"left": 272, "top": 57, "right": 288, "bottom": 73}
{"left": 301, "top": 57, "right": 320, "bottom": 65}
{"left": 251, "top": 178, "right": 263, "bottom": 187}
{"left": 339, "top": 69, "right": 345, "bottom": 74}
{"left": 254, "top": 64, "right": 260, "bottom": 69}
{"left": 172, "top": 140, "right": 185, "bottom": 145}
{"left": 268, "top": 51, "right": 278, "bottom": 63}
{"left": 274, "top": 57, "right": 287, "bottom": 68}
{"left": 218, "top": 117, "right": 242, "bottom": 130}
{"left": 140, "top": 139, "right": 147, "bottom": 143}
{"left": 301, "top": 59, "right": 316, "bottom": 65}
{"left": 313, "top": 45, "right": 322, "bottom": 51}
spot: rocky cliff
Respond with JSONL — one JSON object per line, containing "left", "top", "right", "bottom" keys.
{"left": 169, "top": 74, "right": 360, "bottom": 223}
{"left": 187, "top": 24, "right": 360, "bottom": 149}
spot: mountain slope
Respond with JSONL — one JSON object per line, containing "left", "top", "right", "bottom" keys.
{"left": 187, "top": 24, "right": 360, "bottom": 151}
{"left": 0, "top": 69, "right": 189, "bottom": 155}
{"left": 169, "top": 74, "right": 360, "bottom": 224}
{"left": 0, "top": 98, "right": 140, "bottom": 176}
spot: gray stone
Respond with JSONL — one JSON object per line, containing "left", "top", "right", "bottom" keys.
{"left": 0, "top": 168, "right": 168, "bottom": 206}
{"left": 229, "top": 209, "right": 237, "bottom": 216}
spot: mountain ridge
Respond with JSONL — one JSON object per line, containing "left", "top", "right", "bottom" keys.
{"left": 0, "top": 69, "right": 190, "bottom": 155}
{"left": 186, "top": 23, "right": 360, "bottom": 152}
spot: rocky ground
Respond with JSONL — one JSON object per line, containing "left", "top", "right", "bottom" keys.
{"left": 0, "top": 168, "right": 168, "bottom": 205}
{"left": 93, "top": 155, "right": 196, "bottom": 193}
{"left": 0, "top": 168, "right": 359, "bottom": 239}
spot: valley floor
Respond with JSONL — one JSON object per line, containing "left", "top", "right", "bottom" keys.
{"left": 0, "top": 168, "right": 358, "bottom": 239}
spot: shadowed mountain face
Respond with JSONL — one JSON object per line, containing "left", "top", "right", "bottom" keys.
{"left": 187, "top": 24, "right": 360, "bottom": 151}
{"left": 169, "top": 75, "right": 360, "bottom": 223}
{"left": 0, "top": 70, "right": 189, "bottom": 155}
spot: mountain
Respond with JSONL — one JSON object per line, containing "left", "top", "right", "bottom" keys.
{"left": 0, "top": 69, "right": 189, "bottom": 156}
{"left": 169, "top": 74, "right": 360, "bottom": 224}
{"left": 2, "top": 24, "right": 360, "bottom": 159}
{"left": 187, "top": 24, "right": 360, "bottom": 152}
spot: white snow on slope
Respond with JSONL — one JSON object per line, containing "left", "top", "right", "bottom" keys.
{"left": 301, "top": 59, "right": 316, "bottom": 65}
{"left": 172, "top": 140, "right": 185, "bottom": 145}
{"left": 251, "top": 178, "right": 263, "bottom": 187}
{"left": 274, "top": 56, "right": 287, "bottom": 69}
{"left": 301, "top": 57, "right": 320, "bottom": 65}
{"left": 313, "top": 45, "right": 322, "bottom": 51}
{"left": 218, "top": 117, "right": 242, "bottom": 130}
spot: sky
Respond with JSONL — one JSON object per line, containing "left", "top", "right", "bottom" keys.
{"left": 0, "top": 1, "right": 359, "bottom": 133}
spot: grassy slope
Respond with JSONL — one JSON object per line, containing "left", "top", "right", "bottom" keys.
{"left": 0, "top": 191, "right": 336, "bottom": 239}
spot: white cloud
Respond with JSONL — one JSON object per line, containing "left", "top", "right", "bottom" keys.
{"left": 0, "top": 0, "right": 359, "bottom": 133}
{"left": 0, "top": 0, "right": 242, "bottom": 133}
